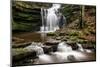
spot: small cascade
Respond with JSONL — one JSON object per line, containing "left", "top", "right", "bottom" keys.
{"left": 57, "top": 42, "right": 72, "bottom": 52}
{"left": 38, "top": 54, "right": 55, "bottom": 64}
{"left": 77, "top": 43, "right": 92, "bottom": 53}
{"left": 77, "top": 43, "right": 85, "bottom": 52}
{"left": 25, "top": 42, "right": 44, "bottom": 56}
{"left": 25, "top": 42, "right": 94, "bottom": 64}
{"left": 35, "top": 45, "right": 44, "bottom": 55}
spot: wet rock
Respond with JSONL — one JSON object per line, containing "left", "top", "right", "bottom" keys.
{"left": 44, "top": 42, "right": 59, "bottom": 46}
{"left": 82, "top": 44, "right": 95, "bottom": 49}
{"left": 12, "top": 37, "right": 25, "bottom": 43}
{"left": 61, "top": 37, "right": 67, "bottom": 41}
{"left": 43, "top": 46, "right": 52, "bottom": 54}
{"left": 31, "top": 42, "right": 44, "bottom": 47}
{"left": 12, "top": 42, "right": 31, "bottom": 48}
{"left": 67, "top": 55, "right": 76, "bottom": 61}
{"left": 12, "top": 48, "right": 37, "bottom": 62}
{"left": 42, "top": 45, "right": 57, "bottom": 54}
{"left": 56, "top": 37, "right": 62, "bottom": 40}
{"left": 47, "top": 32, "right": 56, "bottom": 36}
{"left": 66, "top": 41, "right": 78, "bottom": 50}
{"left": 77, "top": 39, "right": 88, "bottom": 44}
{"left": 59, "top": 32, "right": 66, "bottom": 36}
{"left": 51, "top": 45, "right": 58, "bottom": 52}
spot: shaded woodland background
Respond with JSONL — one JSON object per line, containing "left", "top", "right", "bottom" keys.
{"left": 12, "top": 1, "right": 96, "bottom": 44}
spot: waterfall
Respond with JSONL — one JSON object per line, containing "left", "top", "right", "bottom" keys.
{"left": 40, "top": 8, "right": 45, "bottom": 32}
{"left": 40, "top": 4, "right": 61, "bottom": 33}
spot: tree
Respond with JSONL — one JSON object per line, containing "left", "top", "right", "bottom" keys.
{"left": 79, "top": 5, "right": 85, "bottom": 29}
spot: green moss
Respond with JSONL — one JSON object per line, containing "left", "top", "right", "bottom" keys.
{"left": 12, "top": 21, "right": 33, "bottom": 31}
{"left": 12, "top": 48, "right": 28, "bottom": 56}
{"left": 47, "top": 32, "right": 56, "bottom": 36}
{"left": 69, "top": 36, "right": 78, "bottom": 41}
{"left": 12, "top": 48, "right": 36, "bottom": 61}
{"left": 12, "top": 42, "right": 31, "bottom": 48}
{"left": 68, "top": 30, "right": 79, "bottom": 36}
{"left": 77, "top": 39, "right": 88, "bottom": 44}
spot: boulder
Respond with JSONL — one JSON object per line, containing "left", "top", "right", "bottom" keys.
{"left": 56, "top": 37, "right": 62, "bottom": 40}
{"left": 12, "top": 48, "right": 37, "bottom": 62}
{"left": 51, "top": 45, "right": 58, "bottom": 52}
{"left": 59, "top": 32, "right": 66, "bottom": 36}
{"left": 42, "top": 45, "right": 58, "bottom": 54}
{"left": 67, "top": 55, "right": 76, "bottom": 61}
{"left": 66, "top": 41, "right": 78, "bottom": 50}
{"left": 43, "top": 46, "right": 52, "bottom": 54}
{"left": 44, "top": 42, "right": 59, "bottom": 46}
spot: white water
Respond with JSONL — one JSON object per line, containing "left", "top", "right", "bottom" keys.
{"left": 77, "top": 43, "right": 92, "bottom": 53}
{"left": 25, "top": 42, "right": 44, "bottom": 56}
{"left": 40, "top": 4, "right": 61, "bottom": 33}
{"left": 57, "top": 42, "right": 72, "bottom": 52}
{"left": 77, "top": 43, "right": 85, "bottom": 52}
{"left": 25, "top": 42, "right": 94, "bottom": 64}
{"left": 35, "top": 42, "right": 87, "bottom": 64}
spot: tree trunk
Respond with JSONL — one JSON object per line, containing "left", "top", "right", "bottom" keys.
{"left": 79, "top": 5, "right": 85, "bottom": 29}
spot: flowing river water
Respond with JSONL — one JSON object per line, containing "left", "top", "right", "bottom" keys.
{"left": 13, "top": 31, "right": 95, "bottom": 65}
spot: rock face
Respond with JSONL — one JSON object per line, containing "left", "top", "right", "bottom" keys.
{"left": 12, "top": 1, "right": 51, "bottom": 32}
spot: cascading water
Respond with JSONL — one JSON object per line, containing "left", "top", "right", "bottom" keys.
{"left": 25, "top": 42, "right": 44, "bottom": 56}
{"left": 77, "top": 43, "right": 85, "bottom": 52}
{"left": 51, "top": 42, "right": 87, "bottom": 62}
{"left": 40, "top": 8, "right": 47, "bottom": 32}
{"left": 34, "top": 45, "right": 44, "bottom": 56}
{"left": 46, "top": 4, "right": 60, "bottom": 32}
{"left": 77, "top": 43, "right": 92, "bottom": 53}
{"left": 40, "top": 4, "right": 61, "bottom": 33}
{"left": 25, "top": 42, "right": 94, "bottom": 64}
{"left": 57, "top": 42, "right": 72, "bottom": 52}
{"left": 29, "top": 4, "right": 94, "bottom": 64}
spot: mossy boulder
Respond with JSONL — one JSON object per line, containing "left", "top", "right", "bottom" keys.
{"left": 47, "top": 32, "right": 56, "bottom": 36}
{"left": 77, "top": 39, "right": 88, "bottom": 44}
{"left": 68, "top": 31, "right": 79, "bottom": 36}
{"left": 12, "top": 48, "right": 37, "bottom": 62}
{"left": 59, "top": 32, "right": 67, "bottom": 36}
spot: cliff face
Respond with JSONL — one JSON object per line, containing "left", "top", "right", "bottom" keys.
{"left": 12, "top": 1, "right": 51, "bottom": 32}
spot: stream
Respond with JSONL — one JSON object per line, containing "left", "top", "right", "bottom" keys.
{"left": 13, "top": 35, "right": 96, "bottom": 66}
